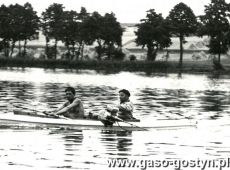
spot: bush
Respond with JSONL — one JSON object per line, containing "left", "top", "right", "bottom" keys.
{"left": 111, "top": 49, "right": 125, "bottom": 60}
{"left": 129, "top": 55, "right": 136, "bottom": 61}
{"left": 0, "top": 41, "right": 4, "bottom": 51}
{"left": 45, "top": 46, "right": 59, "bottom": 59}
{"left": 213, "top": 57, "right": 225, "bottom": 70}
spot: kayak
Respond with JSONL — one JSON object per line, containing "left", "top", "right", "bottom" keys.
{"left": 0, "top": 110, "right": 197, "bottom": 131}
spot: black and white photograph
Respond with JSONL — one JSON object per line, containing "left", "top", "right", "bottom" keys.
{"left": 0, "top": 0, "right": 230, "bottom": 169}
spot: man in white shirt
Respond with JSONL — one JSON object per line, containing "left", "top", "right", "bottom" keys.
{"left": 106, "top": 89, "right": 134, "bottom": 120}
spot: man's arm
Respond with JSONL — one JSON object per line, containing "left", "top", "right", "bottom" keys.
{"left": 55, "top": 99, "right": 80, "bottom": 116}
{"left": 118, "top": 102, "right": 133, "bottom": 112}
{"left": 44, "top": 103, "right": 66, "bottom": 115}
{"left": 106, "top": 105, "right": 119, "bottom": 114}
{"left": 54, "top": 103, "right": 66, "bottom": 112}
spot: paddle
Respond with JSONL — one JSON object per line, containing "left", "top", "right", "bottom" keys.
{"left": 27, "top": 109, "right": 71, "bottom": 120}
{"left": 12, "top": 98, "right": 70, "bottom": 120}
{"left": 41, "top": 111, "right": 61, "bottom": 118}
{"left": 13, "top": 108, "right": 70, "bottom": 120}
{"left": 110, "top": 115, "right": 148, "bottom": 131}
{"left": 42, "top": 111, "right": 71, "bottom": 120}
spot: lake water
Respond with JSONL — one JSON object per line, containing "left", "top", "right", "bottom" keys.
{"left": 0, "top": 67, "right": 230, "bottom": 170}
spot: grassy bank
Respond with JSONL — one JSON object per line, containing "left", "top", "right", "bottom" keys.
{"left": 0, "top": 57, "right": 229, "bottom": 74}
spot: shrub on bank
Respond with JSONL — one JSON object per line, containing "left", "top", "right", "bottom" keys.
{"left": 0, "top": 57, "right": 226, "bottom": 73}
{"left": 0, "top": 57, "right": 173, "bottom": 71}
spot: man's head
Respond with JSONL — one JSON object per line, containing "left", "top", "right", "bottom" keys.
{"left": 65, "top": 87, "right": 75, "bottom": 101}
{"left": 119, "top": 89, "right": 130, "bottom": 103}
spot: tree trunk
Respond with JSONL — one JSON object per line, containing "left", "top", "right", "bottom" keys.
{"left": 147, "top": 44, "right": 153, "bottom": 61}
{"left": 23, "top": 40, "right": 27, "bottom": 57}
{"left": 10, "top": 41, "right": 15, "bottom": 57}
{"left": 54, "top": 39, "right": 58, "bottom": 60}
{"left": 66, "top": 44, "right": 70, "bottom": 60}
{"left": 218, "top": 52, "right": 221, "bottom": 63}
{"left": 72, "top": 44, "right": 77, "bottom": 61}
{"left": 107, "top": 43, "right": 113, "bottom": 60}
{"left": 179, "top": 35, "right": 184, "bottom": 68}
{"left": 146, "top": 44, "right": 157, "bottom": 61}
{"left": 4, "top": 40, "right": 9, "bottom": 57}
{"left": 18, "top": 40, "right": 21, "bottom": 57}
{"left": 96, "top": 40, "right": 102, "bottom": 60}
{"left": 80, "top": 43, "right": 85, "bottom": 60}
{"left": 45, "top": 36, "right": 49, "bottom": 59}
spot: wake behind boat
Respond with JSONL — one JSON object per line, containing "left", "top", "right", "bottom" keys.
{"left": 0, "top": 110, "right": 197, "bottom": 131}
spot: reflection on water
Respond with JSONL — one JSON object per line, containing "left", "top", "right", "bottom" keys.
{"left": 0, "top": 68, "right": 230, "bottom": 169}
{"left": 101, "top": 130, "right": 133, "bottom": 156}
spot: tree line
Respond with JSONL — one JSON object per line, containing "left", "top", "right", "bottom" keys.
{"left": 0, "top": 3, "right": 123, "bottom": 60}
{"left": 136, "top": 0, "right": 230, "bottom": 67}
{"left": 0, "top": 0, "right": 230, "bottom": 68}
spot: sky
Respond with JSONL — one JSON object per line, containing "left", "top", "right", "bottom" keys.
{"left": 0, "top": 0, "right": 223, "bottom": 23}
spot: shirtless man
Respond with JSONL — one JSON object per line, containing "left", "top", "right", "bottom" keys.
{"left": 47, "top": 87, "right": 84, "bottom": 119}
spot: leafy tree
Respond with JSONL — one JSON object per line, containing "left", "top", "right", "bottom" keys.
{"left": 41, "top": 3, "right": 65, "bottom": 59}
{"left": 59, "top": 7, "right": 92, "bottom": 60}
{"left": 83, "top": 12, "right": 123, "bottom": 60}
{"left": 4, "top": 4, "right": 24, "bottom": 57}
{"left": 59, "top": 10, "right": 79, "bottom": 60}
{"left": 102, "top": 13, "right": 123, "bottom": 60}
{"left": 0, "top": 5, "right": 11, "bottom": 57}
{"left": 135, "top": 9, "right": 171, "bottom": 61}
{"left": 41, "top": 9, "right": 51, "bottom": 59}
{"left": 75, "top": 7, "right": 91, "bottom": 60}
{"left": 18, "top": 3, "right": 40, "bottom": 57}
{"left": 78, "top": 7, "right": 89, "bottom": 20}
{"left": 82, "top": 12, "right": 104, "bottom": 60}
{"left": 166, "top": 3, "right": 198, "bottom": 67}
{"left": 200, "top": 0, "right": 230, "bottom": 64}
{"left": 0, "top": 3, "right": 39, "bottom": 58}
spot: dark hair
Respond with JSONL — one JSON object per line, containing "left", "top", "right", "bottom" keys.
{"left": 65, "top": 87, "right": 76, "bottom": 95}
{"left": 119, "top": 89, "right": 130, "bottom": 97}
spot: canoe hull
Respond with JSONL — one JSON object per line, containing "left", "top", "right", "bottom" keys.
{"left": 0, "top": 113, "right": 196, "bottom": 131}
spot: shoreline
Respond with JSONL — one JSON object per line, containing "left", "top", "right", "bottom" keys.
{"left": 0, "top": 58, "right": 229, "bottom": 75}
